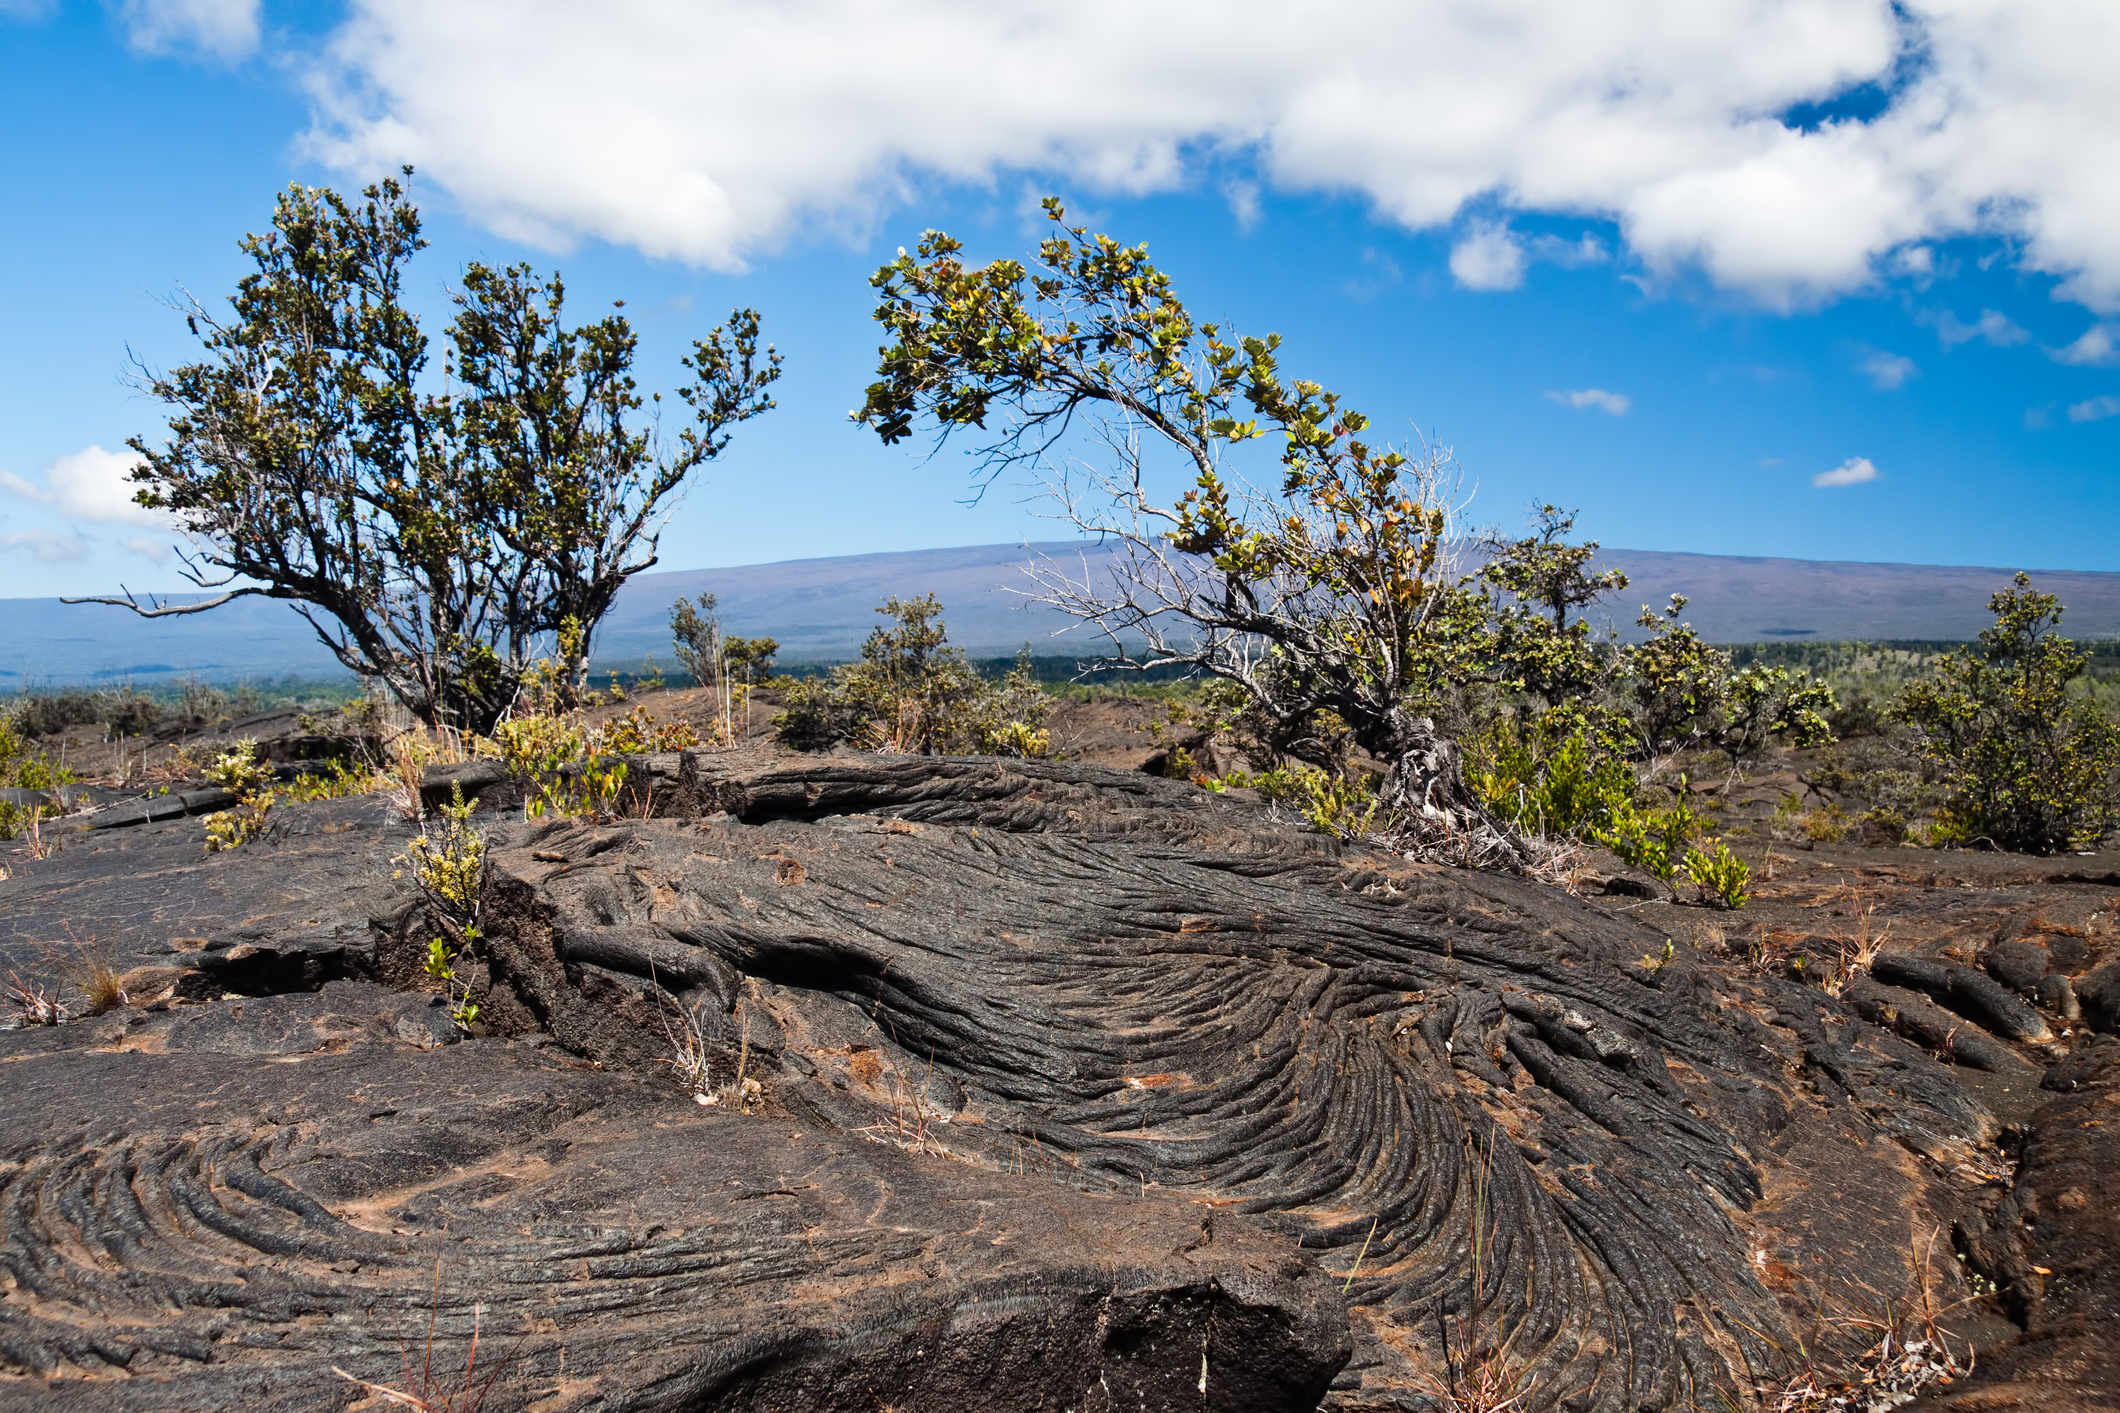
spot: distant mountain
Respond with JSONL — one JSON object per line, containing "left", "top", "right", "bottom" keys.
{"left": 7, "top": 542, "right": 2118, "bottom": 687}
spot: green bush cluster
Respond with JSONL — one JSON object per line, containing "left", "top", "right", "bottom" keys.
{"left": 0, "top": 711, "right": 79, "bottom": 841}
{"left": 1894, "top": 574, "right": 2120, "bottom": 854}
{"left": 200, "top": 740, "right": 274, "bottom": 852}
{"left": 9, "top": 687, "right": 163, "bottom": 739}
{"left": 774, "top": 596, "right": 1053, "bottom": 758}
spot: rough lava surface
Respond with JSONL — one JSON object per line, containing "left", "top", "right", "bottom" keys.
{"left": 2, "top": 747, "right": 2117, "bottom": 1410}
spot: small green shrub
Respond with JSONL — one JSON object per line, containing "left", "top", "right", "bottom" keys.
{"left": 1894, "top": 573, "right": 2120, "bottom": 853}
{"left": 1468, "top": 718, "right": 1636, "bottom": 841}
{"left": 488, "top": 714, "right": 629, "bottom": 820}
{"left": 199, "top": 741, "right": 276, "bottom": 852}
{"left": 403, "top": 784, "right": 487, "bottom": 1032}
{"left": 1596, "top": 798, "right": 1700, "bottom": 882}
{"left": 405, "top": 784, "right": 488, "bottom": 911}
{"left": 775, "top": 598, "right": 1053, "bottom": 757}
{"left": 1297, "top": 770, "right": 1383, "bottom": 840}
{"left": 1206, "top": 763, "right": 1387, "bottom": 839}
{"left": 278, "top": 758, "right": 390, "bottom": 803}
{"left": 203, "top": 795, "right": 272, "bottom": 851}
{"left": 204, "top": 740, "right": 273, "bottom": 797}
{"left": 1683, "top": 842, "right": 1751, "bottom": 909}
{"left": 0, "top": 715, "right": 77, "bottom": 812}
{"left": 424, "top": 934, "right": 481, "bottom": 1030}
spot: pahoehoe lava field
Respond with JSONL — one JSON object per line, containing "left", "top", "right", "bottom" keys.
{"left": 5, "top": 743, "right": 2117, "bottom": 1410}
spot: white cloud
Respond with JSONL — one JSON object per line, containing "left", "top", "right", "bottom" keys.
{"left": 119, "top": 0, "right": 258, "bottom": 58}
{"left": 0, "top": 446, "right": 170, "bottom": 528}
{"left": 1544, "top": 388, "right": 1631, "bottom": 415}
{"left": 1930, "top": 307, "right": 2030, "bottom": 348}
{"left": 295, "top": 0, "right": 2120, "bottom": 311}
{"left": 124, "top": 536, "right": 173, "bottom": 563}
{"left": 2051, "top": 325, "right": 2119, "bottom": 366}
{"left": 1529, "top": 233, "right": 1610, "bottom": 268}
{"left": 1814, "top": 456, "right": 1881, "bottom": 487}
{"left": 1448, "top": 221, "right": 1526, "bottom": 291}
{"left": 1, "top": 530, "right": 90, "bottom": 563}
{"left": 2068, "top": 395, "right": 2120, "bottom": 422}
{"left": 1859, "top": 351, "right": 1919, "bottom": 389}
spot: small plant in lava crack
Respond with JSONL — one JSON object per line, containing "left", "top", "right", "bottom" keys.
{"left": 852, "top": 1019, "right": 954, "bottom": 1157}
{"left": 422, "top": 935, "right": 480, "bottom": 1032}
{"left": 1408, "top": 1129, "right": 1538, "bottom": 1413}
{"left": 201, "top": 739, "right": 275, "bottom": 852}
{"left": 400, "top": 783, "right": 487, "bottom": 1031}
{"left": 1639, "top": 937, "right": 1676, "bottom": 978}
{"left": 653, "top": 975, "right": 761, "bottom": 1112}
{"left": 332, "top": 1257, "right": 525, "bottom": 1412}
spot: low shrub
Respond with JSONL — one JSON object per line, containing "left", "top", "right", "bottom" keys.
{"left": 199, "top": 741, "right": 276, "bottom": 852}
{"left": 402, "top": 784, "right": 487, "bottom": 1032}
{"left": 1894, "top": 573, "right": 2120, "bottom": 853}
{"left": 10, "top": 688, "right": 162, "bottom": 739}
{"left": 203, "top": 796, "right": 271, "bottom": 851}
{"left": 0, "top": 712, "right": 77, "bottom": 840}
{"left": 1683, "top": 842, "right": 1751, "bottom": 909}
{"left": 1596, "top": 798, "right": 1700, "bottom": 883}
{"left": 1468, "top": 719, "right": 1636, "bottom": 842}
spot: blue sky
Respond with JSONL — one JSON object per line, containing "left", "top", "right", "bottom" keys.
{"left": 3, "top": 0, "right": 2117, "bottom": 601}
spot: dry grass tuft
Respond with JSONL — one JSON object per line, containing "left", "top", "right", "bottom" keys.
{"left": 78, "top": 959, "right": 128, "bottom": 1015}
{"left": 1730, "top": 1228, "right": 1975, "bottom": 1413}
{"left": 332, "top": 1259, "right": 523, "bottom": 1412}
{"left": 5, "top": 969, "right": 67, "bottom": 1026}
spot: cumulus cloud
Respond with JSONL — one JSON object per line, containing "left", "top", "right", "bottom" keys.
{"left": 2051, "top": 325, "right": 2119, "bottom": 366}
{"left": 1, "top": 530, "right": 90, "bottom": 563}
{"left": 1544, "top": 389, "right": 1631, "bottom": 416}
{"left": 119, "top": 0, "right": 258, "bottom": 58}
{"left": 296, "top": 0, "right": 2120, "bottom": 309}
{"left": 2068, "top": 395, "right": 2120, "bottom": 422}
{"left": 1813, "top": 456, "right": 1881, "bottom": 487}
{"left": 1859, "top": 351, "right": 1919, "bottom": 389}
{"left": 0, "top": 446, "right": 169, "bottom": 528}
{"left": 1449, "top": 221, "right": 1527, "bottom": 291}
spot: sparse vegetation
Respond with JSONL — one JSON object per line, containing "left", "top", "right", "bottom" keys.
{"left": 774, "top": 596, "right": 1053, "bottom": 756}
{"left": 1684, "top": 841, "right": 1752, "bottom": 909}
{"left": 0, "top": 709, "right": 79, "bottom": 837}
{"left": 402, "top": 784, "right": 487, "bottom": 1030}
{"left": 4, "top": 969, "right": 68, "bottom": 1026}
{"left": 331, "top": 1259, "right": 523, "bottom": 1412}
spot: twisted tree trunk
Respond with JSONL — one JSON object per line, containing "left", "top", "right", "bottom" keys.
{"left": 1372, "top": 707, "right": 1530, "bottom": 867}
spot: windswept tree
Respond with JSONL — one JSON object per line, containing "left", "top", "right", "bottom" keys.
{"left": 75, "top": 172, "right": 779, "bottom": 733}
{"left": 855, "top": 204, "right": 1837, "bottom": 862}
{"left": 857, "top": 199, "right": 1528, "bottom": 858}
